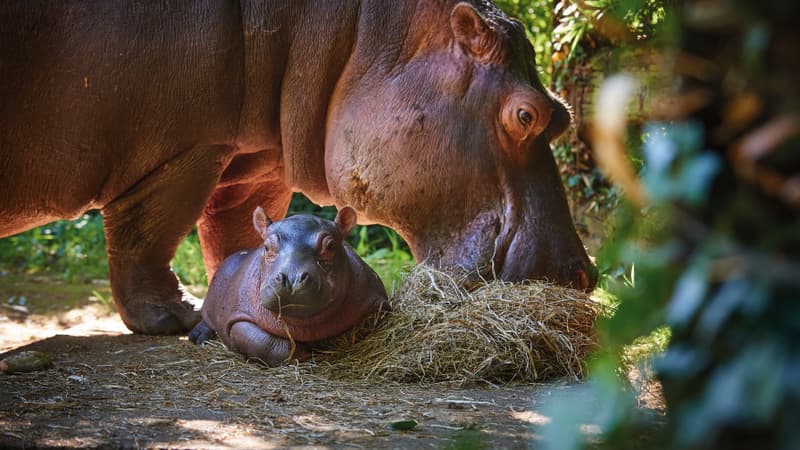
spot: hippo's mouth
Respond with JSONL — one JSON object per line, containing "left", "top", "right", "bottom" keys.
{"left": 491, "top": 211, "right": 597, "bottom": 290}
{"left": 271, "top": 298, "right": 335, "bottom": 319}
{"left": 488, "top": 195, "right": 521, "bottom": 281}
{"left": 262, "top": 286, "right": 336, "bottom": 319}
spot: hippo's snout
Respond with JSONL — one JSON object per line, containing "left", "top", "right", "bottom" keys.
{"left": 273, "top": 271, "right": 312, "bottom": 294}
{"left": 260, "top": 269, "right": 332, "bottom": 318}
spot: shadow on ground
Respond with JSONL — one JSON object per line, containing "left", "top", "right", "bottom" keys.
{"left": 1, "top": 334, "right": 586, "bottom": 449}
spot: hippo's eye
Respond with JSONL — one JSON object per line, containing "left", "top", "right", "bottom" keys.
{"left": 501, "top": 95, "right": 551, "bottom": 146}
{"left": 517, "top": 109, "right": 533, "bottom": 127}
{"left": 264, "top": 236, "right": 279, "bottom": 262}
{"left": 317, "top": 235, "right": 337, "bottom": 265}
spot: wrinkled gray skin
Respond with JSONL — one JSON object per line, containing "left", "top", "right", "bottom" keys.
{"left": 188, "top": 207, "right": 389, "bottom": 365}
{"left": 0, "top": 0, "right": 595, "bottom": 336}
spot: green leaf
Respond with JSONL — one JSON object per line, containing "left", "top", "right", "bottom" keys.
{"left": 677, "top": 152, "right": 721, "bottom": 206}
{"left": 389, "top": 420, "right": 418, "bottom": 431}
{"left": 665, "top": 263, "right": 709, "bottom": 327}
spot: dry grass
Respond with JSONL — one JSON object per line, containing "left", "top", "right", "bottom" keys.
{"left": 310, "top": 265, "right": 603, "bottom": 385}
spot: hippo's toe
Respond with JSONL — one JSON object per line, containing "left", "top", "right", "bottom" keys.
{"left": 188, "top": 320, "right": 217, "bottom": 344}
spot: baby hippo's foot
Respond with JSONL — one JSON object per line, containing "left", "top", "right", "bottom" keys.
{"left": 188, "top": 320, "right": 217, "bottom": 344}
{"left": 229, "top": 321, "right": 313, "bottom": 366}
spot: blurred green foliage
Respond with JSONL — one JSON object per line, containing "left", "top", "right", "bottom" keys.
{"left": 543, "top": 0, "right": 800, "bottom": 448}
{"left": 0, "top": 212, "right": 212, "bottom": 286}
{"left": 0, "top": 213, "right": 108, "bottom": 283}
{"left": 171, "top": 229, "right": 208, "bottom": 286}
{"left": 551, "top": 0, "right": 667, "bottom": 82}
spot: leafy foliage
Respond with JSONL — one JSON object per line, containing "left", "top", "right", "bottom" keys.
{"left": 0, "top": 213, "right": 108, "bottom": 283}
{"left": 492, "top": 0, "right": 555, "bottom": 85}
{"left": 543, "top": 0, "right": 800, "bottom": 449}
{"left": 0, "top": 213, "right": 210, "bottom": 286}
{"left": 171, "top": 230, "right": 208, "bottom": 286}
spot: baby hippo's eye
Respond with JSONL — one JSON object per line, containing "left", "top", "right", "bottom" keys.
{"left": 317, "top": 234, "right": 337, "bottom": 266}
{"left": 264, "top": 235, "right": 279, "bottom": 262}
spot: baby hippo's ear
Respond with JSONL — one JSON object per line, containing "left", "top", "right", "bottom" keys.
{"left": 334, "top": 206, "right": 357, "bottom": 237}
{"left": 252, "top": 206, "right": 272, "bottom": 240}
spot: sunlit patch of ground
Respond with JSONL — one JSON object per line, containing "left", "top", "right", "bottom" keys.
{"left": 0, "top": 273, "right": 119, "bottom": 351}
{"left": 0, "top": 273, "right": 207, "bottom": 351}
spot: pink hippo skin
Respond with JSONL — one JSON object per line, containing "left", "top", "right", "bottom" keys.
{"left": 188, "top": 207, "right": 389, "bottom": 365}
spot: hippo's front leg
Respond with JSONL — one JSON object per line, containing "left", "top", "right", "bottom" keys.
{"left": 229, "top": 321, "right": 310, "bottom": 366}
{"left": 102, "top": 145, "right": 233, "bottom": 334}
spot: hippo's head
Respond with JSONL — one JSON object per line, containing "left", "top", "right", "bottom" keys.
{"left": 322, "top": 1, "right": 595, "bottom": 290}
{"left": 252, "top": 206, "right": 357, "bottom": 318}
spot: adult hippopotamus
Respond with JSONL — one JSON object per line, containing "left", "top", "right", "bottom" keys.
{"left": 0, "top": 0, "right": 596, "bottom": 335}
{"left": 189, "top": 206, "right": 388, "bottom": 365}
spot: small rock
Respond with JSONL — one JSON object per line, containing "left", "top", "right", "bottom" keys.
{"left": 0, "top": 351, "right": 53, "bottom": 373}
{"left": 67, "top": 375, "right": 90, "bottom": 384}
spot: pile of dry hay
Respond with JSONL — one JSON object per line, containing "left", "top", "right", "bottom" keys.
{"left": 310, "top": 265, "right": 603, "bottom": 385}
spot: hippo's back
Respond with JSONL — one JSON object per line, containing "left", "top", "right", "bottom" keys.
{"left": 0, "top": 0, "right": 244, "bottom": 235}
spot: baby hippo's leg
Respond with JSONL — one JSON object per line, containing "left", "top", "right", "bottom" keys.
{"left": 188, "top": 320, "right": 217, "bottom": 344}
{"left": 229, "top": 321, "right": 310, "bottom": 366}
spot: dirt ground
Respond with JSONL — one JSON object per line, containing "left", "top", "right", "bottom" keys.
{"left": 0, "top": 273, "right": 664, "bottom": 449}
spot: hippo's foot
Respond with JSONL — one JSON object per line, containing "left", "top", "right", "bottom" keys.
{"left": 188, "top": 320, "right": 217, "bottom": 344}
{"left": 113, "top": 281, "right": 202, "bottom": 335}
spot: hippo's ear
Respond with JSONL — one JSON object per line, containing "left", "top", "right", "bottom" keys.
{"left": 252, "top": 207, "right": 272, "bottom": 240}
{"left": 450, "top": 2, "right": 497, "bottom": 61}
{"left": 334, "top": 206, "right": 357, "bottom": 237}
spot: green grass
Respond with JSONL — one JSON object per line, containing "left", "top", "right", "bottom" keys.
{"left": 356, "top": 228, "right": 415, "bottom": 291}
{"left": 0, "top": 272, "right": 114, "bottom": 315}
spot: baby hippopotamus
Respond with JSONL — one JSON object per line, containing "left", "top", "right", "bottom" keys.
{"left": 189, "top": 206, "right": 389, "bottom": 365}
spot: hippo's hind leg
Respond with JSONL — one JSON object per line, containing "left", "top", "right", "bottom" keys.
{"left": 188, "top": 320, "right": 217, "bottom": 344}
{"left": 197, "top": 160, "right": 292, "bottom": 279}
{"left": 229, "top": 321, "right": 310, "bottom": 366}
{"left": 102, "top": 145, "right": 232, "bottom": 334}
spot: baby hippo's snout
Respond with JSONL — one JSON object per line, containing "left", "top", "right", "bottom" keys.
{"left": 261, "top": 266, "right": 332, "bottom": 318}
{"left": 273, "top": 271, "right": 311, "bottom": 293}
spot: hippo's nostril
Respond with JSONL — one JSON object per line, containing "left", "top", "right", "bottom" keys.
{"left": 275, "top": 273, "right": 289, "bottom": 288}
{"left": 294, "top": 272, "right": 310, "bottom": 289}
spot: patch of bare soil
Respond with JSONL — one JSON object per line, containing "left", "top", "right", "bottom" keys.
{"left": 1, "top": 334, "right": 577, "bottom": 449}
{"left": 0, "top": 275, "right": 664, "bottom": 449}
